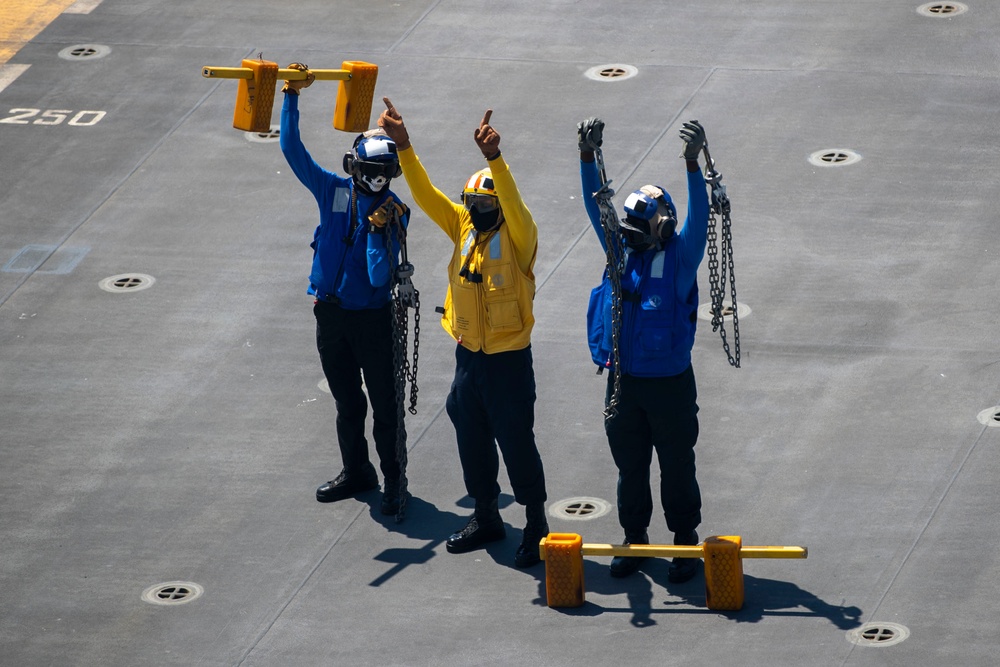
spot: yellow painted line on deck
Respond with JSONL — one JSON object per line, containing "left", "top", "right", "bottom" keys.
{"left": 0, "top": 0, "right": 80, "bottom": 64}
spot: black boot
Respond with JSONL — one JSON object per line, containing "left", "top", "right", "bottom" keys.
{"left": 380, "top": 476, "right": 410, "bottom": 516}
{"left": 609, "top": 530, "right": 649, "bottom": 578}
{"left": 514, "top": 502, "right": 549, "bottom": 568}
{"left": 668, "top": 529, "right": 700, "bottom": 583}
{"left": 446, "top": 499, "right": 506, "bottom": 554}
{"left": 316, "top": 463, "right": 378, "bottom": 503}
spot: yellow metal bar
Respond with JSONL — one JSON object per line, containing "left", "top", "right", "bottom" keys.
{"left": 581, "top": 544, "right": 705, "bottom": 559}
{"left": 571, "top": 543, "right": 807, "bottom": 560}
{"left": 279, "top": 68, "right": 351, "bottom": 81}
{"left": 739, "top": 546, "right": 808, "bottom": 559}
{"left": 201, "top": 66, "right": 351, "bottom": 81}
{"left": 202, "top": 66, "right": 253, "bottom": 80}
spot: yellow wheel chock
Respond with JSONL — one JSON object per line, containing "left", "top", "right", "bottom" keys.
{"left": 201, "top": 58, "right": 378, "bottom": 133}
{"left": 539, "top": 533, "right": 807, "bottom": 611}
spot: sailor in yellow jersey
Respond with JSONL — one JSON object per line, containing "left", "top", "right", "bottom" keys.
{"left": 379, "top": 98, "right": 548, "bottom": 568}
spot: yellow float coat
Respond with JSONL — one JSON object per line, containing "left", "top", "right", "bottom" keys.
{"left": 397, "top": 147, "right": 536, "bottom": 353}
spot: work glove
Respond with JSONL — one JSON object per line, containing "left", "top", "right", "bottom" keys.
{"left": 368, "top": 196, "right": 407, "bottom": 232}
{"left": 679, "top": 120, "right": 706, "bottom": 160}
{"left": 281, "top": 62, "right": 314, "bottom": 94}
{"left": 577, "top": 117, "right": 604, "bottom": 152}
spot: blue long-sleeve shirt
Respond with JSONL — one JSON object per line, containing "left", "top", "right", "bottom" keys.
{"left": 581, "top": 160, "right": 708, "bottom": 303}
{"left": 581, "top": 159, "right": 710, "bottom": 376}
{"left": 280, "top": 92, "right": 407, "bottom": 308}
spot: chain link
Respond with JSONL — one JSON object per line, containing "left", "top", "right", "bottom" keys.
{"left": 703, "top": 149, "right": 741, "bottom": 368}
{"left": 385, "top": 205, "right": 421, "bottom": 521}
{"left": 389, "top": 292, "right": 410, "bottom": 522}
{"left": 593, "top": 147, "right": 626, "bottom": 421}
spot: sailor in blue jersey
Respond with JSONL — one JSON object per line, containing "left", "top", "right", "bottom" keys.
{"left": 279, "top": 64, "right": 410, "bottom": 516}
{"left": 577, "top": 117, "right": 710, "bottom": 583}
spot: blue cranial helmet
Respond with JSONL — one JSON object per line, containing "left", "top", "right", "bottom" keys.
{"left": 343, "top": 129, "right": 401, "bottom": 194}
{"left": 621, "top": 185, "right": 677, "bottom": 249}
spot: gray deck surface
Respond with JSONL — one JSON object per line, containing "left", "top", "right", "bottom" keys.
{"left": 2, "top": 1, "right": 999, "bottom": 665}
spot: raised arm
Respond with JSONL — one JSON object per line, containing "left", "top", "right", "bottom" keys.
{"left": 278, "top": 63, "right": 331, "bottom": 196}
{"left": 474, "top": 109, "right": 537, "bottom": 274}
{"left": 379, "top": 98, "right": 466, "bottom": 242}
{"left": 577, "top": 117, "right": 608, "bottom": 253}
{"left": 675, "top": 121, "right": 710, "bottom": 297}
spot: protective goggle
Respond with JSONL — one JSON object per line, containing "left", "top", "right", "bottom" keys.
{"left": 355, "top": 159, "right": 398, "bottom": 179}
{"left": 462, "top": 193, "right": 499, "bottom": 213}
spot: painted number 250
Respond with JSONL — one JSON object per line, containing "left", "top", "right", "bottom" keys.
{"left": 0, "top": 108, "right": 107, "bottom": 126}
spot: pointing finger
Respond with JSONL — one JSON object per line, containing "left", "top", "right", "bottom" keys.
{"left": 481, "top": 109, "right": 493, "bottom": 127}
{"left": 382, "top": 97, "right": 400, "bottom": 119}
{"left": 383, "top": 97, "right": 402, "bottom": 119}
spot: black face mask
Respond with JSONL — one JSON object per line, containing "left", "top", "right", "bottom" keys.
{"left": 469, "top": 207, "right": 501, "bottom": 232}
{"left": 621, "top": 216, "right": 655, "bottom": 251}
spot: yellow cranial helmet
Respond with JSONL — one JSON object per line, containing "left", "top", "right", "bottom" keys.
{"left": 461, "top": 169, "right": 500, "bottom": 215}
{"left": 463, "top": 168, "right": 496, "bottom": 197}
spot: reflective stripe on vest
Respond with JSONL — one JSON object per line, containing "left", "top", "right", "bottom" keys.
{"left": 651, "top": 250, "right": 665, "bottom": 279}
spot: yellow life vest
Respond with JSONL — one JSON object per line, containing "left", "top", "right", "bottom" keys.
{"left": 442, "top": 222, "right": 536, "bottom": 353}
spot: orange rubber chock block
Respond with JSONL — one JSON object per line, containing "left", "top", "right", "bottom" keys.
{"left": 233, "top": 58, "right": 278, "bottom": 132}
{"left": 703, "top": 535, "right": 745, "bottom": 611}
{"left": 334, "top": 61, "right": 378, "bottom": 132}
{"left": 541, "top": 533, "right": 585, "bottom": 608}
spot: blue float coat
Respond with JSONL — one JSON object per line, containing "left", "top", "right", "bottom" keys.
{"left": 581, "top": 159, "right": 709, "bottom": 376}
{"left": 280, "top": 93, "right": 408, "bottom": 309}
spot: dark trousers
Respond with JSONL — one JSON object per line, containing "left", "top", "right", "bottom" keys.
{"left": 445, "top": 345, "right": 547, "bottom": 507}
{"left": 605, "top": 365, "right": 701, "bottom": 536}
{"left": 314, "top": 300, "right": 400, "bottom": 481}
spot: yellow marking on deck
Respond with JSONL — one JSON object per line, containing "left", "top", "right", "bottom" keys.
{"left": 1, "top": 0, "right": 79, "bottom": 64}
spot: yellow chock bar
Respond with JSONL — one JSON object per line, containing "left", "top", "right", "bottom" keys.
{"left": 201, "top": 59, "right": 378, "bottom": 133}
{"left": 539, "top": 533, "right": 807, "bottom": 611}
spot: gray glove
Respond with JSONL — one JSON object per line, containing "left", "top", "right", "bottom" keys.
{"left": 577, "top": 117, "right": 604, "bottom": 151}
{"left": 679, "top": 120, "right": 706, "bottom": 160}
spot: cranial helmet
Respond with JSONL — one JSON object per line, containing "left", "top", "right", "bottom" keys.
{"left": 461, "top": 169, "right": 502, "bottom": 232}
{"left": 620, "top": 185, "right": 677, "bottom": 250}
{"left": 343, "top": 129, "right": 402, "bottom": 194}
{"left": 462, "top": 169, "right": 497, "bottom": 203}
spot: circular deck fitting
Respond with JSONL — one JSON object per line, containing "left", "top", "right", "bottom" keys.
{"left": 548, "top": 497, "right": 612, "bottom": 521}
{"left": 246, "top": 125, "right": 281, "bottom": 143}
{"left": 584, "top": 64, "right": 638, "bottom": 82}
{"left": 809, "top": 149, "right": 862, "bottom": 167}
{"left": 846, "top": 622, "right": 910, "bottom": 647}
{"left": 976, "top": 407, "right": 1000, "bottom": 428}
{"left": 697, "top": 301, "right": 751, "bottom": 323}
{"left": 98, "top": 273, "right": 156, "bottom": 293}
{"left": 58, "top": 44, "right": 112, "bottom": 61}
{"left": 141, "top": 581, "right": 204, "bottom": 606}
{"left": 917, "top": 2, "right": 968, "bottom": 17}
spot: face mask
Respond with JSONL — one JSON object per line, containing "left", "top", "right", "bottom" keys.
{"left": 469, "top": 207, "right": 501, "bottom": 232}
{"left": 350, "top": 158, "right": 396, "bottom": 195}
{"left": 620, "top": 215, "right": 655, "bottom": 251}
{"left": 354, "top": 173, "right": 389, "bottom": 195}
